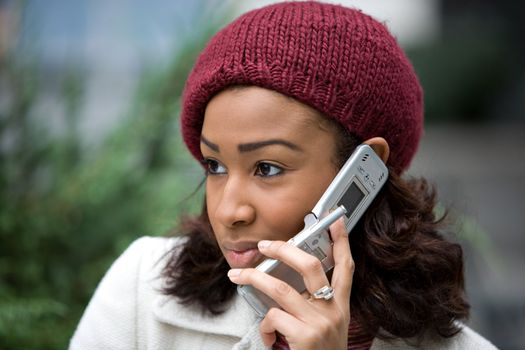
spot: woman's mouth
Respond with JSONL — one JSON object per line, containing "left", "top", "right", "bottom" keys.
{"left": 223, "top": 243, "right": 263, "bottom": 268}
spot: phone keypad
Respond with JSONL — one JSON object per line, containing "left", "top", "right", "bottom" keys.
{"left": 358, "top": 165, "right": 377, "bottom": 189}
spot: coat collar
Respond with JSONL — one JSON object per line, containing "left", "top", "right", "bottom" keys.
{"left": 148, "top": 236, "right": 269, "bottom": 349}
{"left": 153, "top": 292, "right": 262, "bottom": 339}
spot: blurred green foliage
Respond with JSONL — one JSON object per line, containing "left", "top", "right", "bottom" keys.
{"left": 0, "top": 13, "right": 228, "bottom": 350}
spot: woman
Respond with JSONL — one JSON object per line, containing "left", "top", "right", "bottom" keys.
{"left": 70, "top": 2, "right": 497, "bottom": 349}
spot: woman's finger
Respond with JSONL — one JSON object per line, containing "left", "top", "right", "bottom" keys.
{"left": 329, "top": 217, "right": 354, "bottom": 303}
{"left": 260, "top": 307, "right": 343, "bottom": 350}
{"left": 259, "top": 308, "right": 305, "bottom": 347}
{"left": 256, "top": 240, "right": 330, "bottom": 294}
{"left": 228, "top": 267, "right": 316, "bottom": 316}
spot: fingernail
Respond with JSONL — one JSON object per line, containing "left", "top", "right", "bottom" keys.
{"left": 227, "top": 269, "right": 241, "bottom": 279}
{"left": 258, "top": 240, "right": 271, "bottom": 249}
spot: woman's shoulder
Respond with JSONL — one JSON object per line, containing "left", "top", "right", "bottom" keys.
{"left": 453, "top": 325, "right": 498, "bottom": 349}
{"left": 122, "top": 235, "right": 187, "bottom": 263}
{"left": 115, "top": 235, "right": 189, "bottom": 286}
{"left": 69, "top": 235, "right": 188, "bottom": 349}
{"left": 371, "top": 324, "right": 498, "bottom": 350}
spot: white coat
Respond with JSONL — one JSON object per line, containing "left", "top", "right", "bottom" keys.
{"left": 70, "top": 236, "right": 497, "bottom": 350}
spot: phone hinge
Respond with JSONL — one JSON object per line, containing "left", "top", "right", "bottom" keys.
{"left": 303, "top": 212, "right": 318, "bottom": 229}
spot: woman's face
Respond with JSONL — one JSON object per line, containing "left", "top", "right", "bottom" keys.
{"left": 201, "top": 86, "right": 339, "bottom": 268}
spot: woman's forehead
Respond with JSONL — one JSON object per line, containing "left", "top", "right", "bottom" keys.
{"left": 200, "top": 87, "right": 339, "bottom": 159}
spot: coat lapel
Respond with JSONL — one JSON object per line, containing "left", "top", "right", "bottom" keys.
{"left": 153, "top": 292, "right": 262, "bottom": 339}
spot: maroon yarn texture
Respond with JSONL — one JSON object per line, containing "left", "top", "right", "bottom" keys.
{"left": 181, "top": 1, "right": 423, "bottom": 173}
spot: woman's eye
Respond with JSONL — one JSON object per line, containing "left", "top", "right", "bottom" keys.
{"left": 255, "top": 162, "right": 283, "bottom": 177}
{"left": 205, "top": 159, "right": 227, "bottom": 175}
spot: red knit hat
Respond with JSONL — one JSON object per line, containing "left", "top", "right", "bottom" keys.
{"left": 181, "top": 1, "right": 423, "bottom": 173}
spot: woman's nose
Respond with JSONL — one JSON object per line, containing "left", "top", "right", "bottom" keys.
{"left": 215, "top": 177, "right": 256, "bottom": 228}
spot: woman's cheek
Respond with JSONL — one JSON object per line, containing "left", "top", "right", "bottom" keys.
{"left": 263, "top": 200, "right": 311, "bottom": 240}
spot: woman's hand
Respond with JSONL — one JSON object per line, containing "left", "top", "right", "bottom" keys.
{"left": 227, "top": 218, "right": 354, "bottom": 350}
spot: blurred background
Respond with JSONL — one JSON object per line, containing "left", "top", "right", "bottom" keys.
{"left": 0, "top": 0, "right": 523, "bottom": 349}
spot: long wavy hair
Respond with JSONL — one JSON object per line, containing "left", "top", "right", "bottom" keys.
{"left": 162, "top": 119, "right": 470, "bottom": 339}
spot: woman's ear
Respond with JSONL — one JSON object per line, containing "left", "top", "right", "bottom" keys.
{"left": 363, "top": 137, "right": 390, "bottom": 164}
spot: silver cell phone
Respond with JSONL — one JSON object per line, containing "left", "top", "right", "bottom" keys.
{"left": 237, "top": 144, "right": 389, "bottom": 317}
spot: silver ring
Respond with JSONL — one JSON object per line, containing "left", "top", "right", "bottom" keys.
{"left": 312, "top": 285, "right": 335, "bottom": 300}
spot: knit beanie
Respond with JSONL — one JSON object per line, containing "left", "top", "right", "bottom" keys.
{"left": 180, "top": 1, "right": 423, "bottom": 173}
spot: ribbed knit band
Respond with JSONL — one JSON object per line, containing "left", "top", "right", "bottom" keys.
{"left": 181, "top": 1, "right": 423, "bottom": 173}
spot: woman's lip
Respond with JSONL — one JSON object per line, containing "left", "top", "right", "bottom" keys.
{"left": 223, "top": 241, "right": 259, "bottom": 251}
{"left": 223, "top": 247, "right": 263, "bottom": 268}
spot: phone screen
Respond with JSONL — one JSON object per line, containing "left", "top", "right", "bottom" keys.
{"left": 337, "top": 180, "right": 367, "bottom": 219}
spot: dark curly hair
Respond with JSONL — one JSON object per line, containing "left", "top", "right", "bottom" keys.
{"left": 162, "top": 120, "right": 469, "bottom": 339}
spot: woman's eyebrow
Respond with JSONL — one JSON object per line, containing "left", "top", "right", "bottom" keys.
{"left": 238, "top": 139, "right": 303, "bottom": 153}
{"left": 200, "top": 135, "right": 220, "bottom": 152}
